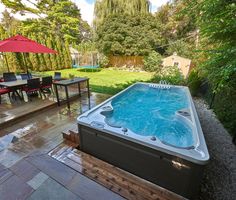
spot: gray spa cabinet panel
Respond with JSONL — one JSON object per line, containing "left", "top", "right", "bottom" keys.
{"left": 78, "top": 124, "right": 205, "bottom": 199}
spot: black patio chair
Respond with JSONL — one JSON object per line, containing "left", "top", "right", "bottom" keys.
{"left": 3, "top": 72, "right": 17, "bottom": 82}
{"left": 28, "top": 73, "right": 32, "bottom": 79}
{"left": 20, "top": 73, "right": 29, "bottom": 80}
{"left": 41, "top": 76, "right": 53, "bottom": 94}
{"left": 54, "top": 72, "right": 61, "bottom": 82}
{"left": 22, "top": 78, "right": 42, "bottom": 101}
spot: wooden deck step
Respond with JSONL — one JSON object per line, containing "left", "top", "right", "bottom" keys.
{"left": 49, "top": 143, "right": 185, "bottom": 200}
{"left": 61, "top": 124, "right": 79, "bottom": 146}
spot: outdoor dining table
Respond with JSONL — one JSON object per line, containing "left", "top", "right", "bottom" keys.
{"left": 0, "top": 77, "right": 41, "bottom": 100}
{"left": 0, "top": 79, "right": 29, "bottom": 100}
{"left": 53, "top": 77, "right": 90, "bottom": 109}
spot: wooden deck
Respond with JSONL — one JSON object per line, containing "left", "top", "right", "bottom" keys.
{"left": 0, "top": 84, "right": 89, "bottom": 132}
{"left": 49, "top": 142, "right": 185, "bottom": 200}
{"left": 0, "top": 99, "right": 57, "bottom": 131}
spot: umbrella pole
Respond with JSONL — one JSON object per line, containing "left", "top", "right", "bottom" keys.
{"left": 3, "top": 53, "right": 10, "bottom": 72}
{"left": 22, "top": 53, "right": 29, "bottom": 78}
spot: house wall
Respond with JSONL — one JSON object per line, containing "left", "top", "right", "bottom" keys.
{"left": 162, "top": 55, "right": 191, "bottom": 78}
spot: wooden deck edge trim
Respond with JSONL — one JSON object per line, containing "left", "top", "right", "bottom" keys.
{"left": 0, "top": 91, "right": 89, "bottom": 131}
{"left": 0, "top": 101, "right": 57, "bottom": 131}
{"left": 68, "top": 151, "right": 184, "bottom": 200}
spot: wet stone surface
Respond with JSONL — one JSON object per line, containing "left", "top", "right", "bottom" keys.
{"left": 27, "top": 178, "right": 80, "bottom": 200}
{"left": 0, "top": 92, "right": 114, "bottom": 200}
{"left": 27, "top": 172, "right": 49, "bottom": 190}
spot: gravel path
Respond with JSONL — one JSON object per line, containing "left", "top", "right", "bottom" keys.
{"left": 194, "top": 98, "right": 236, "bottom": 200}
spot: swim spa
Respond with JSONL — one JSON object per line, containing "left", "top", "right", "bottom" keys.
{"left": 77, "top": 83, "right": 209, "bottom": 199}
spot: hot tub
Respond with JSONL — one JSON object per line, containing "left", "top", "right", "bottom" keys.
{"left": 77, "top": 83, "right": 209, "bottom": 199}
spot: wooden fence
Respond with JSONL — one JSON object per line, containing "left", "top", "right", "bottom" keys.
{"left": 108, "top": 56, "right": 144, "bottom": 68}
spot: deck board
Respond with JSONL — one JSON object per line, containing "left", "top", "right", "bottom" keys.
{"left": 49, "top": 143, "right": 185, "bottom": 200}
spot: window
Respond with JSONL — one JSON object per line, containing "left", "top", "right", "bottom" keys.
{"left": 174, "top": 62, "right": 179, "bottom": 67}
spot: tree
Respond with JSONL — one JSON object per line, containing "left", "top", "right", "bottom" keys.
{"left": 154, "top": 1, "right": 197, "bottom": 57}
{"left": 48, "top": 35, "right": 58, "bottom": 70}
{"left": 64, "top": 40, "right": 72, "bottom": 68}
{"left": 94, "top": 0, "right": 197, "bottom": 57}
{"left": 95, "top": 14, "right": 161, "bottom": 56}
{"left": 183, "top": 0, "right": 236, "bottom": 90}
{"left": 0, "top": 1, "right": 78, "bottom": 71}
{"left": 1, "top": 10, "right": 21, "bottom": 36}
{"left": 182, "top": 0, "right": 236, "bottom": 136}
{"left": 166, "top": 40, "right": 193, "bottom": 58}
{"left": 1, "top": 0, "right": 87, "bottom": 44}
{"left": 143, "top": 51, "right": 162, "bottom": 72}
{"left": 43, "top": 0, "right": 81, "bottom": 43}
{"left": 55, "top": 36, "right": 63, "bottom": 69}
{"left": 94, "top": 0, "right": 150, "bottom": 29}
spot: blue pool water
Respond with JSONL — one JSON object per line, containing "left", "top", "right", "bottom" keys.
{"left": 73, "top": 65, "right": 99, "bottom": 69}
{"left": 104, "top": 84, "right": 194, "bottom": 148}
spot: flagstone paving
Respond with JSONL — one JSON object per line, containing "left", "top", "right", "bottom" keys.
{"left": 27, "top": 178, "right": 80, "bottom": 200}
{"left": 0, "top": 92, "right": 125, "bottom": 200}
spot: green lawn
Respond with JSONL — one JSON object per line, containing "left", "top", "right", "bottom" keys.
{"left": 40, "top": 68, "right": 154, "bottom": 94}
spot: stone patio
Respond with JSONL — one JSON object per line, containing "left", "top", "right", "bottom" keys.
{"left": 0, "top": 92, "right": 122, "bottom": 200}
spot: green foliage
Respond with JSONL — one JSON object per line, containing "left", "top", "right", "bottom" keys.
{"left": 94, "top": 0, "right": 197, "bottom": 58}
{"left": 213, "top": 92, "right": 236, "bottom": 136}
{"left": 0, "top": 24, "right": 73, "bottom": 72}
{"left": 94, "top": 0, "right": 150, "bottom": 29}
{"left": 64, "top": 40, "right": 72, "bottom": 68}
{"left": 1, "top": 10, "right": 21, "bottom": 36}
{"left": 1, "top": 0, "right": 90, "bottom": 44}
{"left": 183, "top": 0, "right": 236, "bottom": 136}
{"left": 0, "top": 0, "right": 92, "bottom": 72}
{"left": 95, "top": 14, "right": 161, "bottom": 56}
{"left": 143, "top": 51, "right": 162, "bottom": 72}
{"left": 0, "top": 0, "right": 92, "bottom": 71}
{"left": 183, "top": 0, "right": 236, "bottom": 91}
{"left": 77, "top": 68, "right": 101, "bottom": 72}
{"left": 45, "top": 0, "right": 81, "bottom": 43}
{"left": 98, "top": 54, "right": 109, "bottom": 68}
{"left": 204, "top": 76, "right": 236, "bottom": 136}
{"left": 151, "top": 66, "right": 185, "bottom": 85}
{"left": 187, "top": 70, "right": 203, "bottom": 96}
{"left": 154, "top": 1, "right": 197, "bottom": 57}
{"left": 77, "top": 41, "right": 97, "bottom": 53}
{"left": 166, "top": 40, "right": 194, "bottom": 58}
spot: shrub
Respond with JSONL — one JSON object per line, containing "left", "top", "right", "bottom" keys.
{"left": 151, "top": 65, "right": 185, "bottom": 85}
{"left": 187, "top": 70, "right": 203, "bottom": 96}
{"left": 143, "top": 51, "right": 162, "bottom": 72}
{"left": 98, "top": 54, "right": 109, "bottom": 68}
{"left": 203, "top": 75, "right": 236, "bottom": 136}
{"left": 77, "top": 68, "right": 101, "bottom": 72}
{"left": 214, "top": 90, "right": 236, "bottom": 136}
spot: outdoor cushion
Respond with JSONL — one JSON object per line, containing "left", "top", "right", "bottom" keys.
{"left": 0, "top": 88, "right": 10, "bottom": 94}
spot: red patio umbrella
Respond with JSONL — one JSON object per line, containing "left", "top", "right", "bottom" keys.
{"left": 0, "top": 34, "right": 57, "bottom": 72}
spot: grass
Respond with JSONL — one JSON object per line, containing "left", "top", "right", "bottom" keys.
{"left": 39, "top": 68, "right": 154, "bottom": 94}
